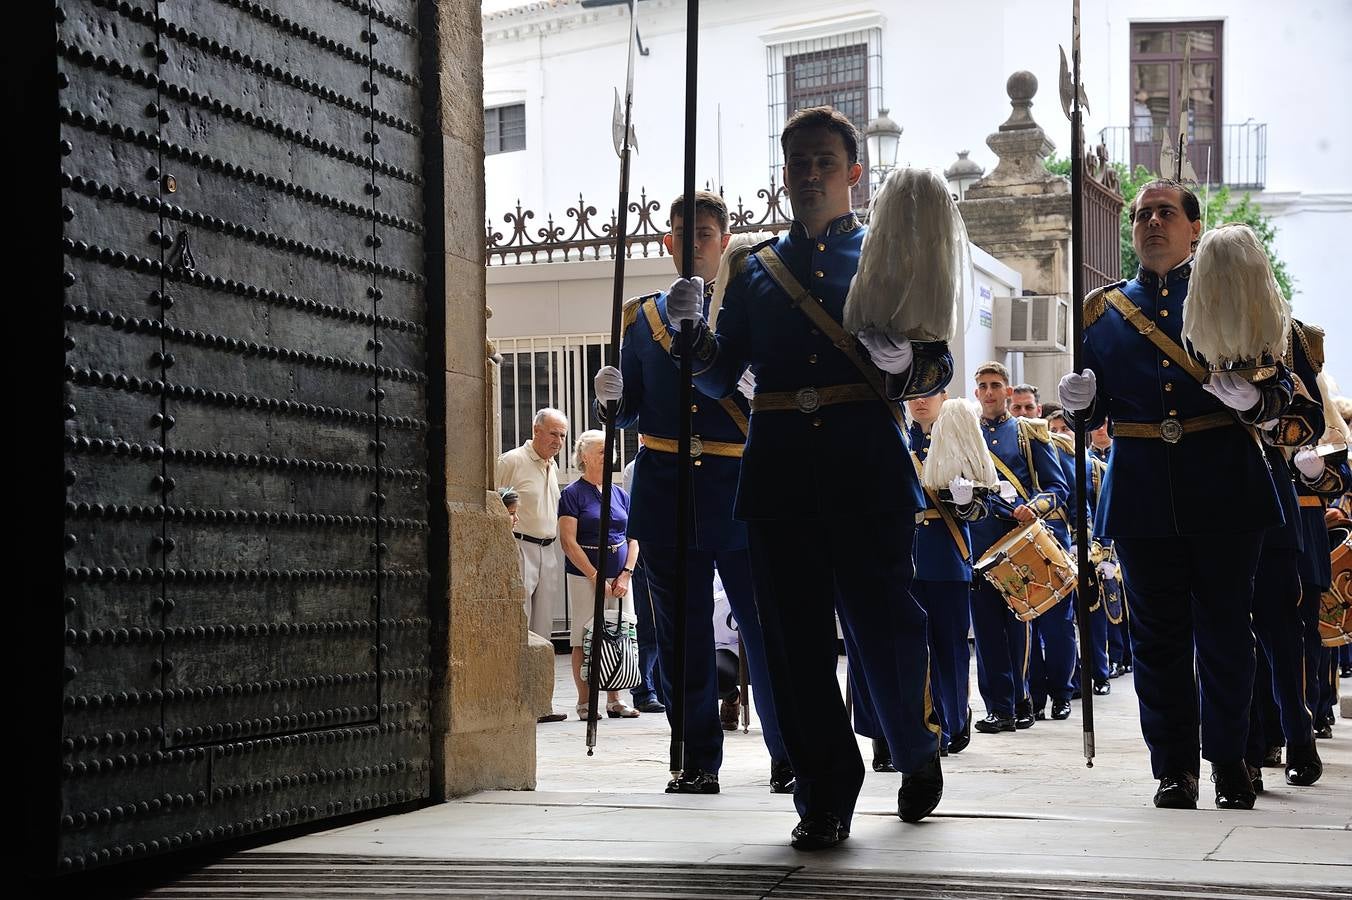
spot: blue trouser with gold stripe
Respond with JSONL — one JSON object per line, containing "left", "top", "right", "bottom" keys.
{"left": 642, "top": 544, "right": 786, "bottom": 775}
{"left": 748, "top": 512, "right": 939, "bottom": 828}
{"left": 1029, "top": 593, "right": 1078, "bottom": 711}
{"left": 970, "top": 577, "right": 1030, "bottom": 718}
{"left": 1251, "top": 547, "right": 1315, "bottom": 746}
{"left": 1115, "top": 533, "right": 1262, "bottom": 776}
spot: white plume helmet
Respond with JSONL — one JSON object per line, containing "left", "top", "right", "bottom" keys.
{"left": 709, "top": 231, "right": 773, "bottom": 329}
{"left": 922, "top": 398, "right": 997, "bottom": 491}
{"left": 844, "top": 167, "right": 968, "bottom": 343}
{"left": 1317, "top": 371, "right": 1352, "bottom": 446}
{"left": 1183, "top": 223, "right": 1290, "bottom": 366}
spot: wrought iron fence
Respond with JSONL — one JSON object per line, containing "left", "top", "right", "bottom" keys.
{"left": 1098, "top": 121, "right": 1266, "bottom": 190}
{"left": 486, "top": 185, "right": 793, "bottom": 266}
{"left": 1081, "top": 143, "right": 1125, "bottom": 291}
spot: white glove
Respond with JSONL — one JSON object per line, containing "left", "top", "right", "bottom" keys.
{"left": 736, "top": 367, "right": 756, "bottom": 401}
{"left": 594, "top": 365, "right": 624, "bottom": 404}
{"left": 856, "top": 329, "right": 914, "bottom": 375}
{"left": 1058, "top": 369, "right": 1097, "bottom": 413}
{"left": 948, "top": 476, "right": 975, "bottom": 506}
{"left": 1097, "top": 561, "right": 1119, "bottom": 581}
{"left": 1203, "top": 371, "right": 1260, "bottom": 412}
{"left": 665, "top": 277, "right": 705, "bottom": 331}
{"left": 1294, "top": 447, "right": 1324, "bottom": 479}
{"left": 998, "top": 481, "right": 1017, "bottom": 502}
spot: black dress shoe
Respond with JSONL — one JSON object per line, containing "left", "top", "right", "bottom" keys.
{"left": 1108, "top": 661, "right": 1128, "bottom": 679}
{"left": 898, "top": 753, "right": 943, "bottom": 823}
{"left": 769, "top": 758, "right": 796, "bottom": 794}
{"left": 1247, "top": 763, "right": 1265, "bottom": 794}
{"left": 636, "top": 699, "right": 666, "bottom": 714}
{"left": 1315, "top": 722, "right": 1334, "bottom": 740}
{"left": 1341, "top": 664, "right": 1352, "bottom": 678}
{"left": 1092, "top": 679, "right": 1111, "bottom": 696}
{"left": 790, "top": 813, "right": 849, "bottom": 850}
{"left": 665, "top": 770, "right": 720, "bottom": 795}
{"left": 871, "top": 738, "right": 897, "bottom": 772}
{"left": 1051, "top": 699, "right": 1073, "bottom": 720}
{"left": 1211, "top": 761, "right": 1257, "bottom": 810}
{"left": 1014, "top": 700, "right": 1036, "bottom": 730}
{"left": 974, "top": 712, "right": 1015, "bottom": 734}
{"left": 1034, "top": 709, "right": 1048, "bottom": 721}
{"left": 946, "top": 709, "right": 972, "bottom": 754}
{"left": 1153, "top": 772, "right": 1199, "bottom": 809}
{"left": 1284, "top": 742, "right": 1323, "bottom": 786}
{"left": 1261, "top": 745, "right": 1283, "bottom": 768}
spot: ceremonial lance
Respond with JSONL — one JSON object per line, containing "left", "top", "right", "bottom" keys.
{"left": 585, "top": 0, "right": 641, "bottom": 757}
{"left": 670, "top": 0, "right": 702, "bottom": 782}
{"left": 1059, "top": 0, "right": 1096, "bottom": 768}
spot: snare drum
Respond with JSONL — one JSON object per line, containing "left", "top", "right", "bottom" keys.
{"left": 1319, "top": 527, "right": 1352, "bottom": 647}
{"left": 973, "top": 518, "right": 1077, "bottom": 622}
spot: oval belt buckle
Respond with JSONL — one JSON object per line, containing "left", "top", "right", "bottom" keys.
{"left": 1160, "top": 417, "right": 1184, "bottom": 444}
{"left": 689, "top": 436, "right": 704, "bottom": 459}
{"left": 795, "top": 387, "right": 821, "bottom": 414}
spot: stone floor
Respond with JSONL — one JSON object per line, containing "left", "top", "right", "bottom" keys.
{"left": 248, "top": 653, "right": 1352, "bottom": 894}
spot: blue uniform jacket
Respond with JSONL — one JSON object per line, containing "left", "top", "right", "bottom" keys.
{"left": 684, "top": 213, "right": 952, "bottom": 521}
{"left": 1282, "top": 319, "right": 1350, "bottom": 585}
{"left": 909, "top": 421, "right": 974, "bottom": 582}
{"left": 1075, "top": 264, "right": 1292, "bottom": 538}
{"left": 1050, "top": 434, "right": 1097, "bottom": 543}
{"left": 970, "top": 414, "right": 1070, "bottom": 559}
{"left": 1088, "top": 444, "right": 1113, "bottom": 551}
{"left": 608, "top": 288, "right": 750, "bottom": 550}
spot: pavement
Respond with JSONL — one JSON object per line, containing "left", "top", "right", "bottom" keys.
{"left": 242, "top": 653, "right": 1352, "bottom": 895}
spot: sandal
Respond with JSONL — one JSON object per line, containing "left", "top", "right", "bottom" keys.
{"left": 575, "top": 703, "right": 590, "bottom": 720}
{"left": 606, "top": 700, "right": 639, "bottom": 718}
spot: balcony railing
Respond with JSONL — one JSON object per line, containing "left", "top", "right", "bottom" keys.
{"left": 1098, "top": 122, "right": 1266, "bottom": 191}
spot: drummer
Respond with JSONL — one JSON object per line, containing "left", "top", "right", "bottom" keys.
{"left": 1058, "top": 178, "right": 1295, "bottom": 810}
{"left": 1010, "top": 385, "right": 1084, "bottom": 718}
{"left": 969, "top": 362, "right": 1069, "bottom": 734}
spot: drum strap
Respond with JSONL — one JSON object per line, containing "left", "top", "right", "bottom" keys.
{"left": 753, "top": 246, "right": 906, "bottom": 430}
{"left": 643, "top": 298, "right": 750, "bottom": 438}
{"left": 910, "top": 452, "right": 970, "bottom": 561}
{"left": 989, "top": 454, "right": 1030, "bottom": 502}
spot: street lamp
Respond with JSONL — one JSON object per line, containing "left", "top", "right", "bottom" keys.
{"left": 864, "top": 108, "right": 903, "bottom": 184}
{"left": 945, "top": 149, "right": 984, "bottom": 201}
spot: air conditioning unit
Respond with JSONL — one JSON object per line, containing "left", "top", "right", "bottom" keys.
{"left": 993, "top": 294, "right": 1069, "bottom": 352}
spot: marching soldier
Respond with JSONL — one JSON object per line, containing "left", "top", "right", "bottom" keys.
{"left": 1059, "top": 179, "right": 1294, "bottom": 810}
{"left": 1087, "top": 421, "right": 1133, "bottom": 678}
{"left": 969, "top": 364, "right": 1069, "bottom": 732}
{"left": 593, "top": 192, "right": 791, "bottom": 795}
{"left": 664, "top": 107, "right": 952, "bottom": 849}
{"left": 1046, "top": 410, "right": 1115, "bottom": 696}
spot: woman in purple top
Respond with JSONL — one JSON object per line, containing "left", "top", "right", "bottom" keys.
{"left": 558, "top": 429, "right": 641, "bottom": 719}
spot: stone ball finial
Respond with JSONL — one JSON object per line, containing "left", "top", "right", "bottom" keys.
{"left": 1007, "top": 71, "right": 1038, "bottom": 102}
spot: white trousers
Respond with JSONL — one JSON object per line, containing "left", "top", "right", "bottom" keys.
{"left": 517, "top": 537, "right": 563, "bottom": 639}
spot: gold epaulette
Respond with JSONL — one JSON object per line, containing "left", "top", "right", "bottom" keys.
{"left": 621, "top": 292, "right": 660, "bottom": 338}
{"left": 1018, "top": 417, "right": 1053, "bottom": 445}
{"left": 1048, "top": 431, "right": 1074, "bottom": 455}
{"left": 1292, "top": 319, "right": 1325, "bottom": 372}
{"left": 1084, "top": 283, "right": 1116, "bottom": 329}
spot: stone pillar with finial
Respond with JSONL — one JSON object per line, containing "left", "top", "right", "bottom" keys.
{"left": 958, "top": 70, "right": 1074, "bottom": 392}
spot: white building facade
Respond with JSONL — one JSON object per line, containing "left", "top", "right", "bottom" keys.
{"left": 482, "top": 0, "right": 1352, "bottom": 449}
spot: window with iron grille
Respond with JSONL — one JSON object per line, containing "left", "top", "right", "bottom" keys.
{"left": 766, "top": 28, "right": 882, "bottom": 209}
{"left": 484, "top": 103, "right": 526, "bottom": 155}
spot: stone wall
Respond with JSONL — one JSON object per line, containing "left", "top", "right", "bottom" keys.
{"left": 429, "top": 0, "right": 553, "bottom": 799}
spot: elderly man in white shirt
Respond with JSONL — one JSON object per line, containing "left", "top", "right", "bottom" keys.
{"left": 496, "top": 407, "right": 568, "bottom": 637}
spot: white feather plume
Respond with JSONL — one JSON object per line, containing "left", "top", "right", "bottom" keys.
{"left": 844, "top": 167, "right": 968, "bottom": 343}
{"left": 709, "top": 231, "right": 774, "bottom": 329}
{"left": 1184, "top": 223, "right": 1290, "bottom": 366}
{"left": 922, "top": 398, "right": 997, "bottom": 490}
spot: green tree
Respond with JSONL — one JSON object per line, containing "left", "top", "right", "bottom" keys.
{"left": 1044, "top": 157, "right": 1295, "bottom": 299}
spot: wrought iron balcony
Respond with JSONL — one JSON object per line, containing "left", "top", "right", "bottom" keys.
{"left": 1097, "top": 121, "right": 1266, "bottom": 191}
